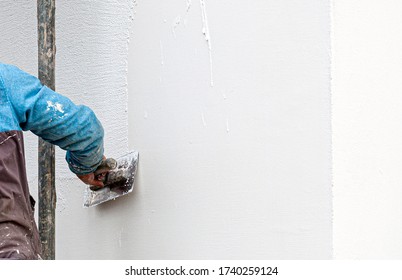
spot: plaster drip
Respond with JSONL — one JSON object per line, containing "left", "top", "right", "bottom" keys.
{"left": 186, "top": 0, "right": 192, "bottom": 13}
{"left": 172, "top": 16, "right": 181, "bottom": 38}
{"left": 184, "top": 0, "right": 192, "bottom": 27}
{"left": 199, "top": 0, "right": 213, "bottom": 87}
{"left": 201, "top": 112, "right": 207, "bottom": 127}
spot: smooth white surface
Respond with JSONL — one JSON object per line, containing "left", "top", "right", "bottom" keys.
{"left": 333, "top": 0, "right": 402, "bottom": 259}
{"left": 0, "top": 0, "right": 332, "bottom": 259}
{"left": 127, "top": 0, "right": 331, "bottom": 259}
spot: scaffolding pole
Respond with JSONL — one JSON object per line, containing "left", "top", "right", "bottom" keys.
{"left": 37, "top": 0, "right": 56, "bottom": 260}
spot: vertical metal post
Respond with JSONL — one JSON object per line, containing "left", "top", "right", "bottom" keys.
{"left": 37, "top": 0, "right": 56, "bottom": 260}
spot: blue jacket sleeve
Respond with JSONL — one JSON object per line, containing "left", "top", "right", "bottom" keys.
{"left": 1, "top": 63, "right": 104, "bottom": 175}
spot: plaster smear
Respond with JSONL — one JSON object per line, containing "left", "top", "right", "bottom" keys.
{"left": 46, "top": 101, "right": 65, "bottom": 113}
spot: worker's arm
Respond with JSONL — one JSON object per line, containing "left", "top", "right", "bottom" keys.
{"left": 0, "top": 63, "right": 104, "bottom": 186}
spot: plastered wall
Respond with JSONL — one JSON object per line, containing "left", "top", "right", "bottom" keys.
{"left": 126, "top": 0, "right": 331, "bottom": 259}
{"left": 0, "top": 0, "right": 332, "bottom": 259}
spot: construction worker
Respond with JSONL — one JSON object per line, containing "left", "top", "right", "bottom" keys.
{"left": 0, "top": 62, "right": 105, "bottom": 259}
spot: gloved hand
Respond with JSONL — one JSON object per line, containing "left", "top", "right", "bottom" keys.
{"left": 77, "top": 172, "right": 105, "bottom": 188}
{"left": 76, "top": 156, "right": 107, "bottom": 188}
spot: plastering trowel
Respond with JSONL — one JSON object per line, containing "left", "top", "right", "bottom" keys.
{"left": 83, "top": 150, "right": 139, "bottom": 207}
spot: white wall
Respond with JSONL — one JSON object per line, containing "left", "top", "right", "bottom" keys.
{"left": 127, "top": 0, "right": 331, "bottom": 259}
{"left": 333, "top": 0, "right": 402, "bottom": 259}
{"left": 0, "top": 0, "right": 332, "bottom": 259}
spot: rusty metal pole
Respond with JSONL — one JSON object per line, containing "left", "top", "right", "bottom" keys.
{"left": 37, "top": 0, "right": 56, "bottom": 260}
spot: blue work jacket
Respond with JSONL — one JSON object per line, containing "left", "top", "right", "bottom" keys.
{"left": 0, "top": 62, "right": 104, "bottom": 175}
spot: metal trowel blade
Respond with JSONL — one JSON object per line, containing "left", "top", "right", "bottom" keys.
{"left": 84, "top": 150, "right": 139, "bottom": 208}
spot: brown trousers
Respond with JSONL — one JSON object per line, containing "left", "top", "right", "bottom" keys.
{"left": 0, "top": 131, "right": 42, "bottom": 259}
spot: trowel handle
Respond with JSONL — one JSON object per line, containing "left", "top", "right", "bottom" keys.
{"left": 90, "top": 158, "right": 117, "bottom": 191}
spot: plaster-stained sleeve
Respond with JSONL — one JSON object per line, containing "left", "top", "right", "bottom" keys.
{"left": 1, "top": 63, "right": 104, "bottom": 175}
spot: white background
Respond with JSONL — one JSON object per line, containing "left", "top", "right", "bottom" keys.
{"left": 333, "top": 0, "right": 402, "bottom": 259}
